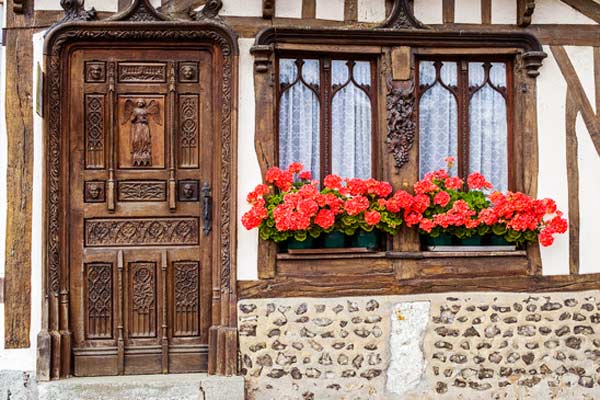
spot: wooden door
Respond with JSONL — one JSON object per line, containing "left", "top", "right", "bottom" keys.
{"left": 68, "top": 47, "right": 214, "bottom": 376}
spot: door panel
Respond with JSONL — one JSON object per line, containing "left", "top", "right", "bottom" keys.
{"left": 69, "top": 47, "right": 213, "bottom": 376}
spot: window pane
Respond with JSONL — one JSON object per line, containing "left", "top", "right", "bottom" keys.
{"left": 468, "top": 62, "right": 508, "bottom": 191}
{"left": 331, "top": 61, "right": 372, "bottom": 179}
{"left": 419, "top": 61, "right": 458, "bottom": 177}
{"left": 278, "top": 59, "right": 321, "bottom": 178}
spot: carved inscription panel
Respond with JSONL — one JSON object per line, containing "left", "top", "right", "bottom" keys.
{"left": 118, "top": 62, "right": 166, "bottom": 83}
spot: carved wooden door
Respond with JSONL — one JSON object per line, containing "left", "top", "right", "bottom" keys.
{"left": 69, "top": 47, "right": 213, "bottom": 376}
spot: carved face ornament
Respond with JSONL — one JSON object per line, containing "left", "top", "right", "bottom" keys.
{"left": 89, "top": 65, "right": 103, "bottom": 80}
{"left": 183, "top": 183, "right": 194, "bottom": 198}
{"left": 181, "top": 65, "right": 195, "bottom": 80}
{"left": 88, "top": 183, "right": 102, "bottom": 199}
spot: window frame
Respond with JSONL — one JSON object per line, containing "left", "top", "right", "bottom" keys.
{"left": 415, "top": 54, "right": 516, "bottom": 191}
{"left": 275, "top": 51, "right": 380, "bottom": 182}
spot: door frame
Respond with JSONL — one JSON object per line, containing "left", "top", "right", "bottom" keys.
{"left": 37, "top": 0, "right": 239, "bottom": 380}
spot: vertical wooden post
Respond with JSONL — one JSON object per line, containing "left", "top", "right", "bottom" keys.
{"left": 4, "top": 0, "right": 34, "bottom": 349}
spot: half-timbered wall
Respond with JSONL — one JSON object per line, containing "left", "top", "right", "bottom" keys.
{"left": 0, "top": 0, "right": 599, "bottom": 382}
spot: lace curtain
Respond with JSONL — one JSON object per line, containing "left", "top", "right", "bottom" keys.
{"left": 331, "top": 61, "right": 372, "bottom": 179}
{"left": 278, "top": 58, "right": 321, "bottom": 178}
{"left": 418, "top": 60, "right": 508, "bottom": 191}
{"left": 278, "top": 58, "right": 372, "bottom": 180}
{"left": 418, "top": 61, "right": 459, "bottom": 177}
{"left": 469, "top": 62, "right": 508, "bottom": 192}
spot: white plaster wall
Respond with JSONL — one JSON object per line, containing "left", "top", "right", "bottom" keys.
{"left": 0, "top": 30, "right": 45, "bottom": 372}
{"left": 413, "top": 0, "right": 443, "bottom": 24}
{"left": 357, "top": 0, "right": 385, "bottom": 23}
{"left": 236, "top": 39, "right": 261, "bottom": 281}
{"left": 537, "top": 47, "right": 570, "bottom": 275}
{"left": 577, "top": 115, "right": 600, "bottom": 274}
{"left": 454, "top": 0, "right": 481, "bottom": 23}
{"left": 275, "top": 0, "right": 302, "bottom": 19}
{"left": 221, "top": 0, "right": 262, "bottom": 17}
{"left": 566, "top": 46, "right": 596, "bottom": 113}
{"left": 36, "top": 0, "right": 118, "bottom": 12}
{"left": 533, "top": 0, "right": 597, "bottom": 24}
{"left": 315, "top": 0, "right": 344, "bottom": 21}
{"left": 491, "top": 0, "right": 516, "bottom": 24}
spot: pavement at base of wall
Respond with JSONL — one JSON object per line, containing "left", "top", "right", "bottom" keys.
{"left": 0, "top": 371, "right": 245, "bottom": 400}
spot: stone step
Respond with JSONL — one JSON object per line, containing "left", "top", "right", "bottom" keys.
{"left": 32, "top": 373, "right": 244, "bottom": 400}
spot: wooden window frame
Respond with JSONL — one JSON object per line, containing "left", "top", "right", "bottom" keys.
{"left": 250, "top": 24, "right": 546, "bottom": 286}
{"left": 275, "top": 52, "right": 379, "bottom": 183}
{"left": 415, "top": 55, "right": 516, "bottom": 191}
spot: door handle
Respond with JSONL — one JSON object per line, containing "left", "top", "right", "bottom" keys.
{"left": 201, "top": 182, "right": 212, "bottom": 235}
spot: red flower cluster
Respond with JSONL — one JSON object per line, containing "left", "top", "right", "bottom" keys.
{"left": 242, "top": 161, "right": 567, "bottom": 248}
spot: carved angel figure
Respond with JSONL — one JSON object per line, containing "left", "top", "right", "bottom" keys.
{"left": 123, "top": 99, "right": 162, "bottom": 166}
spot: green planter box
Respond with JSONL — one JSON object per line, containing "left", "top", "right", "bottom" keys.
{"left": 489, "top": 234, "right": 510, "bottom": 246}
{"left": 424, "top": 233, "right": 453, "bottom": 246}
{"left": 322, "top": 231, "right": 346, "bottom": 248}
{"left": 460, "top": 236, "right": 482, "bottom": 246}
{"left": 287, "top": 236, "right": 317, "bottom": 250}
{"left": 352, "top": 230, "right": 379, "bottom": 250}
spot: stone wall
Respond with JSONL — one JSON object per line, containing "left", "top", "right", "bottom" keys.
{"left": 238, "top": 290, "right": 600, "bottom": 399}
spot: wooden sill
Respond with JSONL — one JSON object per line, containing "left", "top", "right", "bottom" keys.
{"left": 278, "top": 249, "right": 526, "bottom": 260}
{"left": 276, "top": 249, "right": 529, "bottom": 278}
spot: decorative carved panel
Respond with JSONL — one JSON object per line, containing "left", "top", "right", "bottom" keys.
{"left": 173, "top": 262, "right": 200, "bottom": 336}
{"left": 85, "top": 218, "right": 199, "bottom": 247}
{"left": 84, "top": 181, "right": 106, "bottom": 203}
{"left": 386, "top": 82, "right": 416, "bottom": 171}
{"left": 118, "top": 95, "right": 165, "bottom": 169}
{"left": 85, "top": 62, "right": 106, "bottom": 83}
{"left": 128, "top": 262, "right": 156, "bottom": 338}
{"left": 85, "top": 94, "right": 105, "bottom": 168}
{"left": 85, "top": 263, "right": 113, "bottom": 339}
{"left": 179, "top": 95, "right": 199, "bottom": 168}
{"left": 118, "top": 181, "right": 166, "bottom": 202}
{"left": 118, "top": 62, "right": 166, "bottom": 82}
{"left": 178, "top": 62, "right": 199, "bottom": 83}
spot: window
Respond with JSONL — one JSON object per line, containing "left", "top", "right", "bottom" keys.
{"left": 417, "top": 58, "right": 512, "bottom": 191}
{"left": 277, "top": 56, "right": 376, "bottom": 181}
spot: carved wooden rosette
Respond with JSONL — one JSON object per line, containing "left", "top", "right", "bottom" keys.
{"left": 41, "top": 0, "right": 237, "bottom": 379}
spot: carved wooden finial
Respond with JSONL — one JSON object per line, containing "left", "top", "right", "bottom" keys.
{"left": 59, "top": 0, "right": 97, "bottom": 23}
{"left": 190, "top": 0, "right": 223, "bottom": 21}
{"left": 378, "top": 0, "right": 427, "bottom": 30}
{"left": 108, "top": 0, "right": 172, "bottom": 22}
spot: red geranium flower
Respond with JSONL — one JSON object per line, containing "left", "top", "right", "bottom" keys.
{"left": 287, "top": 162, "right": 304, "bottom": 174}
{"left": 433, "top": 191, "right": 451, "bottom": 207}
{"left": 467, "top": 172, "right": 493, "bottom": 190}
{"left": 364, "top": 210, "right": 381, "bottom": 226}
{"left": 323, "top": 174, "right": 343, "bottom": 190}
{"left": 314, "top": 209, "right": 335, "bottom": 229}
{"left": 444, "top": 176, "right": 464, "bottom": 190}
{"left": 344, "top": 196, "right": 370, "bottom": 216}
{"left": 299, "top": 170, "right": 312, "bottom": 181}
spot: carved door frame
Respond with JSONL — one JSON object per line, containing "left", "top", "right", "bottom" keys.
{"left": 37, "top": 0, "right": 238, "bottom": 380}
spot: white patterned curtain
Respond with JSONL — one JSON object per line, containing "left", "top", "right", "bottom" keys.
{"left": 468, "top": 62, "right": 508, "bottom": 191}
{"left": 418, "top": 61, "right": 458, "bottom": 178}
{"left": 278, "top": 58, "right": 321, "bottom": 178}
{"left": 331, "top": 60, "right": 372, "bottom": 179}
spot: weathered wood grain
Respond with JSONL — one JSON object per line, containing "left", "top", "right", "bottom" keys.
{"left": 302, "top": 0, "right": 315, "bottom": 18}
{"left": 481, "top": 0, "right": 491, "bottom": 24}
{"left": 565, "top": 90, "right": 580, "bottom": 275}
{"left": 443, "top": 0, "right": 455, "bottom": 23}
{"left": 238, "top": 273, "right": 600, "bottom": 299}
{"left": 344, "top": 0, "right": 358, "bottom": 22}
{"left": 3, "top": 18, "right": 34, "bottom": 348}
